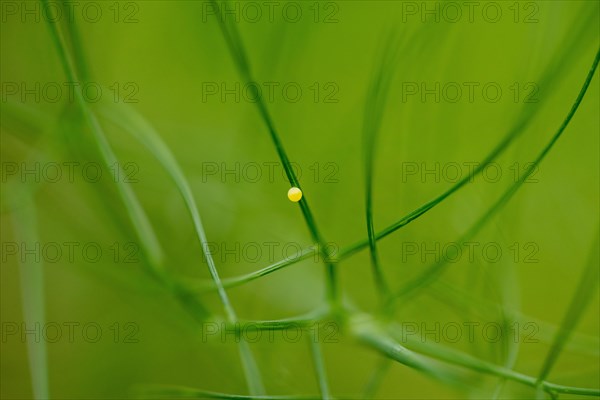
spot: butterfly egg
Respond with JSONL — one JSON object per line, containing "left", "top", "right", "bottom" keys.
{"left": 287, "top": 187, "right": 302, "bottom": 202}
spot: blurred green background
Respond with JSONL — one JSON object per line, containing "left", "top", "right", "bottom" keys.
{"left": 1, "top": 1, "right": 599, "bottom": 399}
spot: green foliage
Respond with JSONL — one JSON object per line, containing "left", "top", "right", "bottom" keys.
{"left": 1, "top": 1, "right": 599, "bottom": 399}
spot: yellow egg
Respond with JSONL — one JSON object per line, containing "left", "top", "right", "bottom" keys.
{"left": 287, "top": 187, "right": 302, "bottom": 202}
